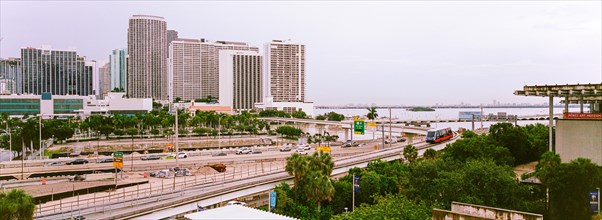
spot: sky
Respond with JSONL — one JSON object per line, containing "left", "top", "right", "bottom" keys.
{"left": 1, "top": 1, "right": 601, "bottom": 106}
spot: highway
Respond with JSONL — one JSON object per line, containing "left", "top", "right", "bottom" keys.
{"left": 33, "top": 136, "right": 455, "bottom": 219}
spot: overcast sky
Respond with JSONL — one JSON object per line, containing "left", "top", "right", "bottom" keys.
{"left": 1, "top": 1, "right": 600, "bottom": 106}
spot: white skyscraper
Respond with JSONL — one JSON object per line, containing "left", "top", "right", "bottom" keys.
{"left": 127, "top": 15, "right": 168, "bottom": 100}
{"left": 169, "top": 38, "right": 202, "bottom": 101}
{"left": 110, "top": 48, "right": 127, "bottom": 92}
{"left": 264, "top": 40, "right": 305, "bottom": 102}
{"left": 219, "top": 50, "right": 262, "bottom": 111}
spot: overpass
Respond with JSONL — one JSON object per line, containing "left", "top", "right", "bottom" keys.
{"left": 34, "top": 136, "right": 458, "bottom": 219}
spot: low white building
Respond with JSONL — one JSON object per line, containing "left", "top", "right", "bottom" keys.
{"left": 0, "top": 92, "right": 152, "bottom": 118}
{"left": 254, "top": 97, "right": 314, "bottom": 117}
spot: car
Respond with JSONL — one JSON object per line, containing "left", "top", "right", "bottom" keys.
{"left": 154, "top": 170, "right": 171, "bottom": 178}
{"left": 385, "top": 137, "right": 397, "bottom": 144}
{"left": 343, "top": 141, "right": 359, "bottom": 148}
{"left": 66, "top": 159, "right": 89, "bottom": 165}
{"left": 177, "top": 152, "right": 188, "bottom": 159}
{"left": 45, "top": 161, "right": 65, "bottom": 167}
{"left": 279, "top": 146, "right": 292, "bottom": 152}
{"left": 212, "top": 152, "right": 227, "bottom": 157}
{"left": 294, "top": 148, "right": 308, "bottom": 155}
{"left": 236, "top": 147, "right": 252, "bottom": 155}
{"left": 97, "top": 158, "right": 113, "bottom": 163}
{"left": 251, "top": 149, "right": 262, "bottom": 154}
{"left": 227, "top": 201, "right": 247, "bottom": 206}
{"left": 69, "top": 174, "right": 86, "bottom": 181}
{"left": 397, "top": 138, "right": 407, "bottom": 143}
{"left": 141, "top": 155, "right": 161, "bottom": 161}
{"left": 297, "top": 144, "right": 311, "bottom": 150}
{"left": 175, "top": 168, "right": 192, "bottom": 176}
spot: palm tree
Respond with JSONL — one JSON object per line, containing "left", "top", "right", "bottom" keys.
{"left": 285, "top": 154, "right": 309, "bottom": 189}
{"left": 310, "top": 152, "right": 334, "bottom": 176}
{"left": 303, "top": 171, "right": 334, "bottom": 213}
{"left": 0, "top": 189, "right": 36, "bottom": 220}
{"left": 403, "top": 145, "right": 418, "bottom": 163}
{"left": 366, "top": 106, "right": 379, "bottom": 139}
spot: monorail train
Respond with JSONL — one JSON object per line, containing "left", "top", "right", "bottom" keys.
{"left": 426, "top": 127, "right": 453, "bottom": 144}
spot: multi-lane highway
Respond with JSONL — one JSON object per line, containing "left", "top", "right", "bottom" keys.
{"left": 33, "top": 136, "right": 455, "bottom": 219}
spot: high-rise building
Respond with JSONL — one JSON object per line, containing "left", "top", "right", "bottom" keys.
{"left": 0, "top": 58, "right": 22, "bottom": 94}
{"left": 110, "top": 48, "right": 127, "bottom": 92}
{"left": 264, "top": 40, "right": 305, "bottom": 102}
{"left": 200, "top": 40, "right": 259, "bottom": 99}
{"left": 218, "top": 50, "right": 262, "bottom": 111}
{"left": 167, "top": 30, "right": 178, "bottom": 57}
{"left": 98, "top": 62, "right": 111, "bottom": 98}
{"left": 20, "top": 46, "right": 95, "bottom": 96}
{"left": 127, "top": 15, "right": 168, "bottom": 100}
{"left": 169, "top": 38, "right": 202, "bottom": 101}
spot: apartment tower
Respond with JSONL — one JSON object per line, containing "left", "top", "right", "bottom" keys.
{"left": 264, "top": 40, "right": 305, "bottom": 102}
{"left": 200, "top": 40, "right": 259, "bottom": 100}
{"left": 98, "top": 62, "right": 111, "bottom": 98}
{"left": 218, "top": 50, "right": 262, "bottom": 111}
{"left": 166, "top": 30, "right": 178, "bottom": 57}
{"left": 110, "top": 48, "right": 127, "bottom": 92}
{"left": 20, "top": 46, "right": 95, "bottom": 96}
{"left": 169, "top": 38, "right": 202, "bottom": 101}
{"left": 0, "top": 58, "right": 22, "bottom": 94}
{"left": 127, "top": 15, "right": 168, "bottom": 100}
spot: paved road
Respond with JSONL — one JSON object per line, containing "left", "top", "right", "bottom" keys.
{"left": 34, "top": 137, "right": 449, "bottom": 219}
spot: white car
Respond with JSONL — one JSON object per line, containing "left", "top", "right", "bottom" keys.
{"left": 297, "top": 144, "right": 311, "bottom": 150}
{"left": 45, "top": 161, "right": 65, "bottom": 167}
{"left": 177, "top": 152, "right": 188, "bottom": 159}
{"left": 236, "top": 147, "right": 252, "bottom": 155}
{"left": 385, "top": 138, "right": 397, "bottom": 144}
{"left": 295, "top": 148, "right": 308, "bottom": 155}
{"left": 227, "top": 201, "right": 247, "bottom": 206}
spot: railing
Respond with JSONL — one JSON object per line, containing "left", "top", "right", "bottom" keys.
{"left": 34, "top": 161, "right": 286, "bottom": 218}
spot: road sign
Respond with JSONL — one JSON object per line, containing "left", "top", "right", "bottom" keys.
{"left": 367, "top": 122, "right": 377, "bottom": 127}
{"left": 353, "top": 176, "right": 360, "bottom": 193}
{"left": 113, "top": 151, "right": 123, "bottom": 168}
{"left": 269, "top": 191, "right": 277, "bottom": 211}
{"left": 591, "top": 190, "right": 599, "bottom": 213}
{"left": 354, "top": 119, "right": 364, "bottom": 135}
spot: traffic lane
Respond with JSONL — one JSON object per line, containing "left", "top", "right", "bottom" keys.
{"left": 0, "top": 144, "right": 378, "bottom": 175}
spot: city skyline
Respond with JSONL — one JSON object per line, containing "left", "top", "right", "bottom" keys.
{"left": 1, "top": 1, "right": 600, "bottom": 105}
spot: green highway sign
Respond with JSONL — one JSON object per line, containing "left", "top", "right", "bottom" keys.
{"left": 113, "top": 152, "right": 123, "bottom": 168}
{"left": 354, "top": 120, "right": 365, "bottom": 135}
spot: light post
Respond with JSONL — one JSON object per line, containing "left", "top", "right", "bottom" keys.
{"left": 218, "top": 115, "right": 224, "bottom": 150}
{"left": 39, "top": 114, "right": 43, "bottom": 160}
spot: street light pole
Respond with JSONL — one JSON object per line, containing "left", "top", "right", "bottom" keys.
{"left": 218, "top": 115, "right": 223, "bottom": 150}
{"left": 175, "top": 105, "right": 179, "bottom": 168}
{"left": 39, "top": 114, "right": 42, "bottom": 160}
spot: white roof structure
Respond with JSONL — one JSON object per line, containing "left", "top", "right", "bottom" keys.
{"left": 184, "top": 205, "right": 297, "bottom": 220}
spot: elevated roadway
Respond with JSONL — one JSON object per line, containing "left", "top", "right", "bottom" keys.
{"left": 35, "top": 135, "right": 457, "bottom": 219}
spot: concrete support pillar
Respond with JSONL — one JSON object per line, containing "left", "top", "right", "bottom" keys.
{"left": 343, "top": 128, "right": 349, "bottom": 141}
{"left": 564, "top": 96, "right": 569, "bottom": 113}
{"left": 549, "top": 96, "right": 554, "bottom": 152}
{"left": 579, "top": 96, "right": 583, "bottom": 113}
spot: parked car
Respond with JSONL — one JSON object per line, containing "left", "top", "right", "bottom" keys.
{"left": 279, "top": 145, "right": 292, "bottom": 152}
{"left": 236, "top": 147, "right": 252, "bottom": 155}
{"left": 45, "top": 161, "right": 65, "bottom": 167}
{"left": 212, "top": 152, "right": 227, "bottom": 157}
{"left": 175, "top": 168, "right": 192, "bottom": 176}
{"left": 97, "top": 158, "right": 113, "bottom": 163}
{"left": 66, "top": 159, "right": 89, "bottom": 165}
{"left": 343, "top": 141, "right": 359, "bottom": 148}
{"left": 295, "top": 148, "right": 308, "bottom": 155}
{"left": 297, "top": 144, "right": 311, "bottom": 150}
{"left": 141, "top": 154, "right": 161, "bottom": 161}
{"left": 227, "top": 201, "right": 247, "bottom": 206}
{"left": 69, "top": 174, "right": 86, "bottom": 181}
{"left": 177, "top": 152, "right": 188, "bottom": 159}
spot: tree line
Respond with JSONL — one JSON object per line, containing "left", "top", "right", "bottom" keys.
{"left": 275, "top": 123, "right": 601, "bottom": 219}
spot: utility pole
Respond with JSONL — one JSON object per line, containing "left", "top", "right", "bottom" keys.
{"left": 175, "top": 105, "right": 179, "bottom": 168}
{"left": 39, "top": 114, "right": 42, "bottom": 160}
{"left": 389, "top": 108, "right": 392, "bottom": 148}
{"left": 352, "top": 174, "right": 355, "bottom": 212}
{"left": 381, "top": 124, "right": 385, "bottom": 149}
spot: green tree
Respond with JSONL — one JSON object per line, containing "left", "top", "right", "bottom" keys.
{"left": 291, "top": 110, "right": 308, "bottom": 119}
{"left": 489, "top": 123, "right": 530, "bottom": 165}
{"left": 366, "top": 107, "right": 378, "bottom": 121}
{"left": 441, "top": 134, "right": 514, "bottom": 166}
{"left": 423, "top": 148, "right": 437, "bottom": 160}
{"left": 0, "top": 189, "right": 36, "bottom": 220}
{"left": 402, "top": 145, "right": 418, "bottom": 163}
{"left": 285, "top": 153, "right": 310, "bottom": 193}
{"left": 536, "top": 152, "right": 602, "bottom": 220}
{"left": 276, "top": 126, "right": 303, "bottom": 138}
{"left": 304, "top": 171, "right": 335, "bottom": 212}
{"left": 331, "top": 195, "right": 430, "bottom": 220}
